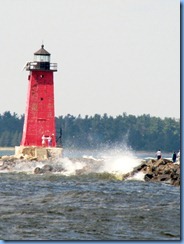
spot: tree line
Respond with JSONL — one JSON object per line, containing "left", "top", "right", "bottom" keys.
{"left": 0, "top": 111, "right": 180, "bottom": 152}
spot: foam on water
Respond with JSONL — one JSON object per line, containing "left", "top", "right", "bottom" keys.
{"left": 127, "top": 171, "right": 145, "bottom": 181}
{"left": 97, "top": 154, "right": 140, "bottom": 174}
{"left": 0, "top": 147, "right": 144, "bottom": 180}
{"left": 59, "top": 157, "right": 86, "bottom": 176}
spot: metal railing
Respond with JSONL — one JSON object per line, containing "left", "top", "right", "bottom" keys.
{"left": 26, "top": 62, "right": 57, "bottom": 71}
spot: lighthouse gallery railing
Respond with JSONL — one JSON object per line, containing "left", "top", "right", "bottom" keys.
{"left": 26, "top": 62, "right": 57, "bottom": 71}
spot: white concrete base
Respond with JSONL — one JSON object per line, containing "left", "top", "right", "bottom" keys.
{"left": 15, "top": 146, "right": 62, "bottom": 161}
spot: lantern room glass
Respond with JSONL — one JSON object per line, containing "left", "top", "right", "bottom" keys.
{"left": 34, "top": 54, "right": 50, "bottom": 62}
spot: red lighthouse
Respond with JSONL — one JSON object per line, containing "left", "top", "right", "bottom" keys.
{"left": 21, "top": 45, "right": 57, "bottom": 148}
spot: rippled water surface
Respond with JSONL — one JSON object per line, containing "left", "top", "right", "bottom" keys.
{"left": 0, "top": 173, "right": 180, "bottom": 240}
{"left": 0, "top": 149, "right": 180, "bottom": 240}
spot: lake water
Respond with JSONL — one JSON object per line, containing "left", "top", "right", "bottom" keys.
{"left": 0, "top": 148, "right": 180, "bottom": 240}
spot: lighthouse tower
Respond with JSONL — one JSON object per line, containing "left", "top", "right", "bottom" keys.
{"left": 15, "top": 45, "right": 62, "bottom": 160}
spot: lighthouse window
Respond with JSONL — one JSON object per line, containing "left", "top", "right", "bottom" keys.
{"left": 34, "top": 55, "right": 50, "bottom": 62}
{"left": 40, "top": 98, "right": 43, "bottom": 101}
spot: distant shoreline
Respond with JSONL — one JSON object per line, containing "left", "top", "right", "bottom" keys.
{"left": 0, "top": 147, "right": 15, "bottom": 151}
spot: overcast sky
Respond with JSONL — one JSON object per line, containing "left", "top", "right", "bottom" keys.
{"left": 0, "top": 0, "right": 180, "bottom": 119}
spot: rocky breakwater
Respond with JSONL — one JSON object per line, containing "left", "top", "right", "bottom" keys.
{"left": 0, "top": 155, "right": 180, "bottom": 187}
{"left": 126, "top": 158, "right": 180, "bottom": 186}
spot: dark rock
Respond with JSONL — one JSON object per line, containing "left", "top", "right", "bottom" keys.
{"left": 157, "top": 174, "right": 171, "bottom": 182}
{"left": 50, "top": 165, "right": 65, "bottom": 172}
{"left": 42, "top": 164, "right": 53, "bottom": 172}
{"left": 130, "top": 158, "right": 180, "bottom": 186}
{"left": 133, "top": 163, "right": 147, "bottom": 172}
{"left": 34, "top": 164, "right": 65, "bottom": 174}
{"left": 34, "top": 167, "right": 44, "bottom": 174}
{"left": 144, "top": 173, "right": 154, "bottom": 181}
{"left": 0, "top": 161, "right": 16, "bottom": 170}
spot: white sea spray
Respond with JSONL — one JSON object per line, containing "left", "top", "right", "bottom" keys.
{"left": 0, "top": 147, "right": 146, "bottom": 181}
